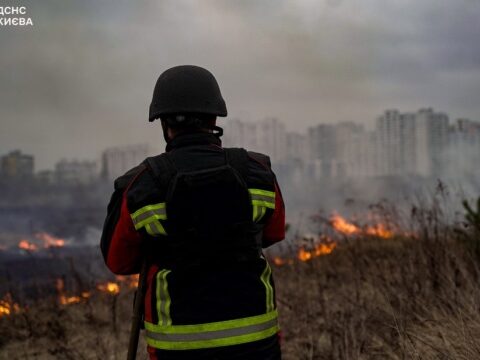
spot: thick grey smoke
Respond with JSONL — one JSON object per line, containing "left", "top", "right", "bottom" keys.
{"left": 0, "top": 0, "right": 479, "bottom": 171}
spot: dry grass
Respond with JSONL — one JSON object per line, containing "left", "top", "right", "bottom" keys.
{"left": 1, "top": 200, "right": 480, "bottom": 359}
{"left": 276, "top": 198, "right": 480, "bottom": 360}
{"left": 0, "top": 292, "right": 148, "bottom": 360}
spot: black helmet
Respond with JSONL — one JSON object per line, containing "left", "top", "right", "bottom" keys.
{"left": 149, "top": 65, "right": 227, "bottom": 122}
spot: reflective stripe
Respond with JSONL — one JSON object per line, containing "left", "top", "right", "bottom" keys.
{"left": 146, "top": 220, "right": 167, "bottom": 236}
{"left": 259, "top": 206, "right": 266, "bottom": 221}
{"left": 250, "top": 194, "right": 275, "bottom": 202}
{"left": 130, "top": 203, "right": 167, "bottom": 236}
{"left": 249, "top": 189, "right": 275, "bottom": 222}
{"left": 131, "top": 203, "right": 167, "bottom": 228}
{"left": 251, "top": 199, "right": 275, "bottom": 209}
{"left": 131, "top": 203, "right": 166, "bottom": 219}
{"left": 249, "top": 189, "right": 275, "bottom": 209}
{"left": 156, "top": 270, "right": 172, "bottom": 326}
{"left": 145, "top": 310, "right": 279, "bottom": 350}
{"left": 132, "top": 207, "right": 166, "bottom": 226}
{"left": 260, "top": 262, "right": 274, "bottom": 312}
{"left": 248, "top": 189, "right": 275, "bottom": 198}
{"left": 252, "top": 205, "right": 267, "bottom": 222}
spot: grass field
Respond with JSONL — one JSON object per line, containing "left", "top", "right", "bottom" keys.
{"left": 1, "top": 199, "right": 480, "bottom": 359}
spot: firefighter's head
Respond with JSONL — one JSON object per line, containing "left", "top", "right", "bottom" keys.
{"left": 149, "top": 65, "right": 227, "bottom": 142}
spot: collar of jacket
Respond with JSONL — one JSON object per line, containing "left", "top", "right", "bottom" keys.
{"left": 166, "top": 132, "right": 222, "bottom": 152}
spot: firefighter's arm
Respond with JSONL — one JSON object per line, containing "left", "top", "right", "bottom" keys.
{"left": 262, "top": 180, "right": 285, "bottom": 248}
{"left": 100, "top": 167, "right": 145, "bottom": 275}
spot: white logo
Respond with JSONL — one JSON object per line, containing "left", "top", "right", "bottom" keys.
{"left": 0, "top": 6, "right": 34, "bottom": 26}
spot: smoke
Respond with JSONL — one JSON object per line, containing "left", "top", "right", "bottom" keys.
{"left": 1, "top": 0, "right": 480, "bottom": 170}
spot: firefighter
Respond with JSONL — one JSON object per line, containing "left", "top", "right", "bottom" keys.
{"left": 100, "top": 65, "right": 285, "bottom": 360}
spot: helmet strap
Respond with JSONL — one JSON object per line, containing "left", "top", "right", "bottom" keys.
{"left": 160, "top": 119, "right": 223, "bottom": 142}
{"left": 161, "top": 120, "right": 170, "bottom": 142}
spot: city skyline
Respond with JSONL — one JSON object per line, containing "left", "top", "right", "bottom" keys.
{"left": 2, "top": 107, "right": 479, "bottom": 183}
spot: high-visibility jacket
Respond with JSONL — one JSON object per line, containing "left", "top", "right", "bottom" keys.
{"left": 100, "top": 132, "right": 285, "bottom": 358}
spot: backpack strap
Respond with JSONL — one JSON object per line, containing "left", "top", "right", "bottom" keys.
{"left": 224, "top": 148, "right": 249, "bottom": 181}
{"left": 247, "top": 151, "right": 272, "bottom": 169}
{"left": 145, "top": 153, "right": 178, "bottom": 191}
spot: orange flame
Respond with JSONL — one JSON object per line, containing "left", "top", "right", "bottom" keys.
{"left": 272, "top": 257, "right": 294, "bottom": 266}
{"left": 313, "top": 242, "right": 337, "bottom": 256}
{"left": 331, "top": 213, "right": 394, "bottom": 239}
{"left": 365, "top": 223, "right": 394, "bottom": 238}
{"left": 298, "top": 242, "right": 337, "bottom": 262}
{"left": 298, "top": 247, "right": 313, "bottom": 261}
{"left": 18, "top": 240, "right": 38, "bottom": 251}
{"left": 0, "top": 293, "right": 20, "bottom": 318}
{"left": 330, "top": 214, "right": 361, "bottom": 235}
{"left": 116, "top": 274, "right": 139, "bottom": 289}
{"left": 35, "top": 232, "right": 65, "bottom": 248}
{"left": 56, "top": 278, "right": 89, "bottom": 305}
{"left": 17, "top": 232, "right": 66, "bottom": 252}
{"left": 96, "top": 282, "right": 120, "bottom": 295}
{"left": 273, "top": 257, "right": 286, "bottom": 266}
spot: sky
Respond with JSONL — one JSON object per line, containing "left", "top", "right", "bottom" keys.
{"left": 1, "top": 0, "right": 479, "bottom": 170}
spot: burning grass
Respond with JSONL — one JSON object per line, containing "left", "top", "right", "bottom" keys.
{"left": 1, "top": 198, "right": 480, "bottom": 359}
{"left": 274, "top": 198, "right": 480, "bottom": 359}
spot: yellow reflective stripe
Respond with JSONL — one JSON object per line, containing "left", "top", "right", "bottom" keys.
{"left": 258, "top": 206, "right": 267, "bottom": 222}
{"left": 253, "top": 205, "right": 268, "bottom": 222}
{"left": 156, "top": 270, "right": 172, "bottom": 326}
{"left": 134, "top": 213, "right": 167, "bottom": 230}
{"left": 146, "top": 323, "right": 279, "bottom": 350}
{"left": 145, "top": 219, "right": 167, "bottom": 236}
{"left": 145, "top": 309, "right": 278, "bottom": 333}
{"left": 249, "top": 189, "right": 275, "bottom": 207}
{"left": 130, "top": 203, "right": 168, "bottom": 235}
{"left": 249, "top": 189, "right": 275, "bottom": 219}
{"left": 131, "top": 203, "right": 166, "bottom": 219}
{"left": 260, "top": 262, "right": 274, "bottom": 312}
{"left": 251, "top": 200, "right": 275, "bottom": 209}
{"left": 248, "top": 189, "right": 275, "bottom": 198}
{"left": 146, "top": 311, "right": 279, "bottom": 349}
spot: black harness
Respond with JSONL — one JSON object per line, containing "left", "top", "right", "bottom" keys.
{"left": 145, "top": 148, "right": 262, "bottom": 269}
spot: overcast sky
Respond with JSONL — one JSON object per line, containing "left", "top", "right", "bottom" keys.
{"left": 1, "top": 0, "right": 479, "bottom": 170}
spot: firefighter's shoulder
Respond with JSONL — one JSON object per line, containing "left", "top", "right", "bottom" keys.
{"left": 112, "top": 163, "right": 147, "bottom": 191}
{"left": 247, "top": 151, "right": 272, "bottom": 170}
{"left": 245, "top": 150, "right": 277, "bottom": 190}
{"left": 117, "top": 160, "right": 167, "bottom": 212}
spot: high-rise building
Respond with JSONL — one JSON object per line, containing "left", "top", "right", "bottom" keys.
{"left": 222, "top": 118, "right": 257, "bottom": 150}
{"left": 255, "top": 118, "right": 286, "bottom": 163}
{"left": 101, "top": 144, "right": 150, "bottom": 181}
{"left": 286, "top": 132, "right": 308, "bottom": 162}
{"left": 307, "top": 124, "right": 337, "bottom": 162}
{"left": 224, "top": 118, "right": 287, "bottom": 164}
{"left": 447, "top": 118, "right": 480, "bottom": 179}
{"left": 333, "top": 123, "right": 380, "bottom": 178}
{"left": 307, "top": 123, "right": 359, "bottom": 178}
{"left": 376, "top": 110, "right": 417, "bottom": 176}
{"left": 414, "top": 108, "right": 449, "bottom": 177}
{"left": 1, "top": 150, "right": 34, "bottom": 178}
{"left": 55, "top": 159, "right": 97, "bottom": 185}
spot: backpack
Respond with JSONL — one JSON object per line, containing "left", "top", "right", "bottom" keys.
{"left": 145, "top": 148, "right": 261, "bottom": 267}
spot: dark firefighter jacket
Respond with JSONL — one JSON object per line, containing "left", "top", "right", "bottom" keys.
{"left": 100, "top": 132, "right": 285, "bottom": 356}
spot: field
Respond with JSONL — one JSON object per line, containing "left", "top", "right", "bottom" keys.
{"left": 1, "top": 198, "right": 480, "bottom": 360}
